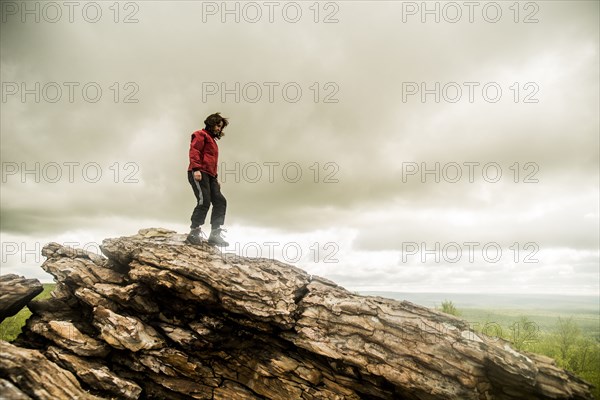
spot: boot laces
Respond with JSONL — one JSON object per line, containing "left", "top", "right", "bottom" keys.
{"left": 191, "top": 228, "right": 206, "bottom": 239}
{"left": 216, "top": 228, "right": 227, "bottom": 238}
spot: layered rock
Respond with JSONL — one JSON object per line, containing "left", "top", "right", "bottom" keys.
{"left": 0, "top": 340, "right": 103, "bottom": 399}
{"left": 0, "top": 274, "right": 43, "bottom": 322}
{"left": 0, "top": 228, "right": 594, "bottom": 399}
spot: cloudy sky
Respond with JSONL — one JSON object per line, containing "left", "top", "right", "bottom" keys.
{"left": 1, "top": 1, "right": 598, "bottom": 296}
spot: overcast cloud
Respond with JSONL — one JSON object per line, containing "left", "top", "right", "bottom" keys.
{"left": 1, "top": 0, "right": 598, "bottom": 295}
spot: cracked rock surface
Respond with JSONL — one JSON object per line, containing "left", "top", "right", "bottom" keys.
{"left": 1, "top": 228, "right": 594, "bottom": 399}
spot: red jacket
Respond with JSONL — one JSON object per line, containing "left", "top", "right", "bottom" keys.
{"left": 188, "top": 129, "right": 219, "bottom": 177}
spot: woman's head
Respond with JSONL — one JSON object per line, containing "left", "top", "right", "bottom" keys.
{"left": 204, "top": 112, "right": 229, "bottom": 139}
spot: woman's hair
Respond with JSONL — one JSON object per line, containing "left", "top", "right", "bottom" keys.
{"left": 204, "top": 112, "right": 229, "bottom": 139}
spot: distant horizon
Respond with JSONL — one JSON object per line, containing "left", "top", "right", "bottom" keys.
{"left": 359, "top": 290, "right": 600, "bottom": 312}
{"left": 24, "top": 278, "right": 599, "bottom": 298}
{"left": 360, "top": 290, "right": 599, "bottom": 298}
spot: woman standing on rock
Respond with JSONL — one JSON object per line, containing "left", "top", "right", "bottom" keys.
{"left": 186, "top": 112, "right": 229, "bottom": 247}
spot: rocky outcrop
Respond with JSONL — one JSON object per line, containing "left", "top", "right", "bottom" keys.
{"left": 0, "top": 340, "right": 103, "bottom": 399}
{"left": 0, "top": 228, "right": 594, "bottom": 399}
{"left": 0, "top": 274, "right": 43, "bottom": 322}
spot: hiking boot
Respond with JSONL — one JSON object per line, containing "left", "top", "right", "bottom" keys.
{"left": 208, "top": 228, "right": 229, "bottom": 247}
{"left": 186, "top": 227, "right": 204, "bottom": 245}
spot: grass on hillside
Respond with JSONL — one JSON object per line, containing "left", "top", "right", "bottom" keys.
{"left": 439, "top": 302, "right": 600, "bottom": 400}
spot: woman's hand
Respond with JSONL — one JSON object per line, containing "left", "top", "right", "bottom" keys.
{"left": 193, "top": 171, "right": 202, "bottom": 181}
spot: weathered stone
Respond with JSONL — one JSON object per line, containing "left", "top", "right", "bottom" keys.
{"left": 212, "top": 380, "right": 261, "bottom": 400}
{"left": 28, "top": 318, "right": 110, "bottom": 357}
{"left": 42, "top": 241, "right": 105, "bottom": 265}
{"left": 92, "top": 282, "right": 160, "bottom": 314}
{"left": 92, "top": 306, "right": 165, "bottom": 352}
{"left": 156, "top": 322, "right": 201, "bottom": 347}
{"left": 0, "top": 340, "right": 104, "bottom": 400}
{"left": 41, "top": 242, "right": 124, "bottom": 288}
{"left": 45, "top": 346, "right": 142, "bottom": 400}
{"left": 0, "top": 274, "right": 43, "bottom": 322}
{"left": 128, "top": 261, "right": 216, "bottom": 304}
{"left": 74, "top": 287, "right": 117, "bottom": 310}
{"left": 101, "top": 233, "right": 311, "bottom": 329}
{"left": 0, "top": 378, "right": 32, "bottom": 399}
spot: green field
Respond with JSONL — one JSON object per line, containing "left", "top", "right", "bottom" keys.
{"left": 459, "top": 307, "right": 600, "bottom": 340}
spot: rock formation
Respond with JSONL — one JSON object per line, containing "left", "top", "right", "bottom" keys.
{"left": 0, "top": 274, "right": 43, "bottom": 322}
{"left": 0, "top": 228, "right": 594, "bottom": 399}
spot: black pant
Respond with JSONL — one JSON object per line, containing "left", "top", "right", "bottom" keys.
{"left": 188, "top": 171, "right": 227, "bottom": 229}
